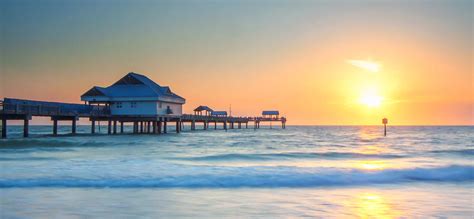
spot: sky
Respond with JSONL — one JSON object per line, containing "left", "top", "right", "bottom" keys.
{"left": 0, "top": 0, "right": 472, "bottom": 125}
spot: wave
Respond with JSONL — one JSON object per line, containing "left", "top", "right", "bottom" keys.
{"left": 0, "top": 138, "right": 135, "bottom": 149}
{"left": 174, "top": 152, "right": 405, "bottom": 161}
{"left": 0, "top": 157, "right": 57, "bottom": 161}
{"left": 429, "top": 149, "right": 474, "bottom": 156}
{"left": 0, "top": 139, "right": 102, "bottom": 148}
{"left": 1, "top": 165, "right": 472, "bottom": 188}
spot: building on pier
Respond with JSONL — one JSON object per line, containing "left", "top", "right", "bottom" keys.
{"left": 211, "top": 111, "right": 227, "bottom": 117}
{"left": 262, "top": 110, "right": 279, "bottom": 119}
{"left": 194, "top": 106, "right": 213, "bottom": 116}
{"left": 81, "top": 72, "right": 185, "bottom": 116}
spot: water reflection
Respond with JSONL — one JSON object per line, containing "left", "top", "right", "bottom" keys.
{"left": 353, "top": 192, "right": 399, "bottom": 219}
{"left": 357, "top": 126, "right": 382, "bottom": 142}
{"left": 355, "top": 127, "right": 391, "bottom": 171}
{"left": 356, "top": 160, "right": 388, "bottom": 170}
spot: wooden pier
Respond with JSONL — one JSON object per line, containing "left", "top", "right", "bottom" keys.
{"left": 0, "top": 99, "right": 287, "bottom": 138}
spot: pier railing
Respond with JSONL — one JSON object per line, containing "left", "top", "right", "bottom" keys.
{"left": 181, "top": 114, "right": 252, "bottom": 122}
{"left": 0, "top": 101, "right": 60, "bottom": 115}
{"left": 179, "top": 114, "right": 286, "bottom": 123}
{"left": 0, "top": 100, "right": 109, "bottom": 117}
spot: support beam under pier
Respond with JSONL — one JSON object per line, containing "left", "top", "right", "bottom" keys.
{"left": 2, "top": 119, "right": 6, "bottom": 138}
{"left": 23, "top": 119, "right": 29, "bottom": 138}
{"left": 163, "top": 119, "right": 167, "bottom": 134}
{"left": 53, "top": 119, "right": 58, "bottom": 135}
{"left": 72, "top": 119, "right": 76, "bottom": 135}
{"left": 91, "top": 120, "right": 95, "bottom": 134}
{"left": 158, "top": 120, "right": 162, "bottom": 134}
{"left": 107, "top": 120, "right": 112, "bottom": 135}
{"left": 113, "top": 120, "right": 117, "bottom": 134}
{"left": 133, "top": 122, "right": 138, "bottom": 134}
{"left": 176, "top": 120, "right": 180, "bottom": 133}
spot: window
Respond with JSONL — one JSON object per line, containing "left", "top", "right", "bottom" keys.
{"left": 116, "top": 102, "right": 122, "bottom": 108}
{"left": 130, "top": 102, "right": 137, "bottom": 108}
{"left": 159, "top": 102, "right": 162, "bottom": 108}
{"left": 166, "top": 106, "right": 173, "bottom": 114}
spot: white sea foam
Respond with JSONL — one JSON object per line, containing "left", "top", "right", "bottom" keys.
{"left": 0, "top": 165, "right": 472, "bottom": 188}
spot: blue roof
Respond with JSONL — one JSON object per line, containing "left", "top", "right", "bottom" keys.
{"left": 194, "top": 106, "right": 213, "bottom": 111}
{"left": 262, "top": 110, "right": 279, "bottom": 115}
{"left": 81, "top": 72, "right": 185, "bottom": 103}
{"left": 211, "top": 111, "right": 227, "bottom": 116}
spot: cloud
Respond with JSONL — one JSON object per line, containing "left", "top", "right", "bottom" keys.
{"left": 347, "top": 59, "right": 381, "bottom": 72}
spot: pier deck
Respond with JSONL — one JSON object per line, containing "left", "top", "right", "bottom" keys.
{"left": 0, "top": 98, "right": 286, "bottom": 138}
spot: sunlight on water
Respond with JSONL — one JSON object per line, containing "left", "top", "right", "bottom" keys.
{"left": 356, "top": 160, "right": 388, "bottom": 170}
{"left": 353, "top": 192, "right": 399, "bottom": 219}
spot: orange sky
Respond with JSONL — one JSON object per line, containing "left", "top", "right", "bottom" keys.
{"left": 1, "top": 0, "right": 472, "bottom": 125}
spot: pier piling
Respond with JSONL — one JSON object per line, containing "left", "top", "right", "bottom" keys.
{"left": 53, "top": 119, "right": 58, "bottom": 135}
{"left": 108, "top": 120, "right": 112, "bottom": 135}
{"left": 2, "top": 118, "right": 6, "bottom": 138}
{"left": 158, "top": 120, "right": 162, "bottom": 134}
{"left": 72, "top": 119, "right": 76, "bottom": 135}
{"left": 23, "top": 119, "right": 29, "bottom": 137}
{"left": 113, "top": 120, "right": 117, "bottom": 134}
{"left": 163, "top": 119, "right": 167, "bottom": 133}
{"left": 91, "top": 120, "right": 96, "bottom": 134}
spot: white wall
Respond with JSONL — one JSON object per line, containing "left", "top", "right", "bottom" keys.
{"left": 156, "top": 102, "right": 183, "bottom": 115}
{"left": 110, "top": 101, "right": 157, "bottom": 115}
{"left": 110, "top": 101, "right": 183, "bottom": 116}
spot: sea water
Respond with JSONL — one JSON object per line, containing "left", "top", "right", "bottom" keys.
{"left": 0, "top": 125, "right": 473, "bottom": 218}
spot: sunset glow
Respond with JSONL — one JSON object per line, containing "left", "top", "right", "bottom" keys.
{"left": 0, "top": 0, "right": 472, "bottom": 125}
{"left": 0, "top": 1, "right": 472, "bottom": 218}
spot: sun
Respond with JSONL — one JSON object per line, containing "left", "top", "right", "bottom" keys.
{"left": 360, "top": 93, "right": 382, "bottom": 107}
{"left": 359, "top": 88, "right": 383, "bottom": 108}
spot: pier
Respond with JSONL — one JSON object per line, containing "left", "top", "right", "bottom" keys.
{"left": 1, "top": 73, "right": 287, "bottom": 138}
{"left": 0, "top": 98, "right": 287, "bottom": 138}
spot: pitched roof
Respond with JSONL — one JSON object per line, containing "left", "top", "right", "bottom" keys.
{"left": 81, "top": 72, "right": 185, "bottom": 103}
{"left": 194, "top": 105, "right": 213, "bottom": 112}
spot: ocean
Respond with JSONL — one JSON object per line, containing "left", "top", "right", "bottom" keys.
{"left": 0, "top": 125, "right": 473, "bottom": 218}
